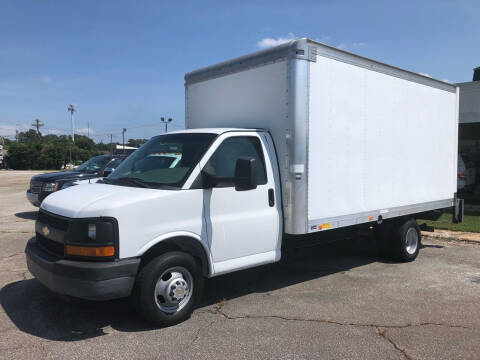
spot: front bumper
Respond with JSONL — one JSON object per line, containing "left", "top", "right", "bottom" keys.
{"left": 25, "top": 238, "right": 140, "bottom": 300}
{"left": 26, "top": 191, "right": 40, "bottom": 207}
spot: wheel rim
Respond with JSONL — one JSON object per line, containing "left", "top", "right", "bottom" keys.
{"left": 154, "top": 266, "right": 193, "bottom": 314}
{"left": 405, "top": 228, "right": 419, "bottom": 255}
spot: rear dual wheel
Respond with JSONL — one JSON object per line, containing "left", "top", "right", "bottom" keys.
{"left": 376, "top": 218, "right": 421, "bottom": 262}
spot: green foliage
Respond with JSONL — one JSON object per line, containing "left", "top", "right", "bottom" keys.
{"left": 127, "top": 138, "right": 147, "bottom": 148}
{"left": 18, "top": 129, "right": 40, "bottom": 143}
{"left": 5, "top": 131, "right": 117, "bottom": 170}
{"left": 5, "top": 142, "right": 35, "bottom": 169}
{"left": 419, "top": 208, "right": 480, "bottom": 233}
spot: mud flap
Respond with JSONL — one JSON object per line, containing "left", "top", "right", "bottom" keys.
{"left": 452, "top": 195, "right": 464, "bottom": 224}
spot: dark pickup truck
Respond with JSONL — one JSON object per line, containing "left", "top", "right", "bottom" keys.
{"left": 26, "top": 154, "right": 126, "bottom": 207}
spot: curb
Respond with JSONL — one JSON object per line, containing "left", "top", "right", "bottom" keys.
{"left": 422, "top": 230, "right": 480, "bottom": 245}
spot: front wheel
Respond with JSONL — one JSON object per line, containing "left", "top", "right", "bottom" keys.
{"left": 133, "top": 251, "right": 204, "bottom": 327}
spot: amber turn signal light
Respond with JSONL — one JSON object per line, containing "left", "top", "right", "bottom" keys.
{"left": 66, "top": 245, "right": 115, "bottom": 257}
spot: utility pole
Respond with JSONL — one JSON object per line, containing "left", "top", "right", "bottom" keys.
{"left": 15, "top": 129, "right": 19, "bottom": 141}
{"left": 160, "top": 117, "right": 172, "bottom": 133}
{"left": 31, "top": 118, "right": 44, "bottom": 136}
{"left": 110, "top": 134, "right": 113, "bottom": 155}
{"left": 68, "top": 104, "right": 76, "bottom": 143}
{"left": 87, "top": 120, "right": 90, "bottom": 138}
{"left": 122, "top": 128, "right": 127, "bottom": 154}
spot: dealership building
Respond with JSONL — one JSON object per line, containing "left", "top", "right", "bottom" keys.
{"left": 457, "top": 66, "right": 480, "bottom": 197}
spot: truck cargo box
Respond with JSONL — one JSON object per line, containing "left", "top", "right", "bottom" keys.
{"left": 185, "top": 38, "right": 459, "bottom": 235}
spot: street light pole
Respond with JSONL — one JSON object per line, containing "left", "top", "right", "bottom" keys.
{"left": 122, "top": 128, "right": 127, "bottom": 154}
{"left": 160, "top": 117, "right": 173, "bottom": 133}
{"left": 68, "top": 104, "right": 76, "bottom": 143}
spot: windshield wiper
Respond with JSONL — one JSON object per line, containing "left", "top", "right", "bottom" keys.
{"left": 111, "top": 177, "right": 152, "bottom": 188}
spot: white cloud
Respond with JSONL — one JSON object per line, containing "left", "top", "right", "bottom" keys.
{"left": 0, "top": 124, "right": 29, "bottom": 137}
{"left": 0, "top": 125, "right": 17, "bottom": 137}
{"left": 40, "top": 75, "right": 52, "bottom": 84}
{"left": 441, "top": 79, "right": 453, "bottom": 84}
{"left": 419, "top": 72, "right": 432, "bottom": 78}
{"left": 257, "top": 33, "right": 296, "bottom": 49}
{"left": 352, "top": 42, "right": 366, "bottom": 47}
{"left": 336, "top": 43, "right": 346, "bottom": 50}
{"left": 314, "top": 35, "right": 331, "bottom": 44}
{"left": 77, "top": 128, "right": 95, "bottom": 135}
{"left": 44, "top": 128, "right": 66, "bottom": 135}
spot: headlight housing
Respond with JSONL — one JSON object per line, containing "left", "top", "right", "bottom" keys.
{"left": 42, "top": 182, "right": 59, "bottom": 192}
{"left": 65, "top": 218, "right": 118, "bottom": 259}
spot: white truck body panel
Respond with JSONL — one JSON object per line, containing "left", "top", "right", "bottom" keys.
{"left": 185, "top": 38, "right": 459, "bottom": 234}
{"left": 186, "top": 60, "right": 289, "bottom": 201}
{"left": 307, "top": 55, "right": 458, "bottom": 226}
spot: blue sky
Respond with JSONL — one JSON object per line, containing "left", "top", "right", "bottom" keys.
{"left": 1, "top": 0, "right": 479, "bottom": 142}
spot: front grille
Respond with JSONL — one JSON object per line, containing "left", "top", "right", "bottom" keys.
{"left": 37, "top": 233, "right": 64, "bottom": 257}
{"left": 36, "top": 210, "right": 70, "bottom": 257}
{"left": 37, "top": 211, "right": 70, "bottom": 231}
{"left": 30, "top": 180, "right": 42, "bottom": 194}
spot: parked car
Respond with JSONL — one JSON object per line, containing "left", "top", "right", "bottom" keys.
{"left": 26, "top": 154, "right": 127, "bottom": 206}
{"left": 26, "top": 38, "right": 462, "bottom": 327}
{"left": 458, "top": 155, "right": 476, "bottom": 191}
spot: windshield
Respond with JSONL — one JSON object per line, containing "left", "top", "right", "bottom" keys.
{"left": 76, "top": 155, "right": 111, "bottom": 173}
{"left": 107, "top": 133, "right": 217, "bottom": 188}
{"left": 105, "top": 157, "right": 125, "bottom": 170}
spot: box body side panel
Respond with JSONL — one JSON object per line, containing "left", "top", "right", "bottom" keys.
{"left": 185, "top": 60, "right": 291, "bottom": 214}
{"left": 307, "top": 55, "right": 458, "bottom": 224}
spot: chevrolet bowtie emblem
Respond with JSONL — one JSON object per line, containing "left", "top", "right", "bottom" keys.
{"left": 42, "top": 226, "right": 50, "bottom": 237}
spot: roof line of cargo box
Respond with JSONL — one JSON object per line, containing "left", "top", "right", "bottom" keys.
{"left": 154, "top": 128, "right": 267, "bottom": 135}
{"left": 185, "top": 38, "right": 456, "bottom": 93}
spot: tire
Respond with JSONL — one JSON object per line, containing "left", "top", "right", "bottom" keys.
{"left": 390, "top": 218, "right": 421, "bottom": 262}
{"left": 133, "top": 251, "right": 204, "bottom": 327}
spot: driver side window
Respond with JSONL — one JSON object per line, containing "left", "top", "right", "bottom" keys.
{"left": 206, "top": 136, "right": 267, "bottom": 187}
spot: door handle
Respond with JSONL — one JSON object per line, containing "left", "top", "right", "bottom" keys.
{"left": 268, "top": 189, "right": 275, "bottom": 207}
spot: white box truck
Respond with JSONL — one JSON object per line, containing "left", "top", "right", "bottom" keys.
{"left": 26, "top": 38, "right": 463, "bottom": 327}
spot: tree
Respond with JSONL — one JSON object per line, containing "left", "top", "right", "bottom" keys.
{"left": 5, "top": 130, "right": 111, "bottom": 170}
{"left": 39, "top": 143, "right": 65, "bottom": 170}
{"left": 127, "top": 138, "right": 148, "bottom": 148}
{"left": 5, "top": 142, "right": 35, "bottom": 169}
{"left": 74, "top": 135, "right": 95, "bottom": 151}
{"left": 18, "top": 129, "right": 39, "bottom": 143}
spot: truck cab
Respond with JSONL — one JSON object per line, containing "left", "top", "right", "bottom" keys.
{"left": 26, "top": 129, "right": 282, "bottom": 326}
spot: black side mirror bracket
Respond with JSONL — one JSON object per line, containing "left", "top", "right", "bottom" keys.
{"left": 234, "top": 157, "right": 257, "bottom": 191}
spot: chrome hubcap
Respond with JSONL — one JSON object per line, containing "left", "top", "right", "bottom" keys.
{"left": 154, "top": 266, "right": 193, "bottom": 314}
{"left": 405, "top": 228, "right": 418, "bottom": 255}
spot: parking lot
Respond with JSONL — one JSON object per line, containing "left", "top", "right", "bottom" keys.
{"left": 0, "top": 170, "right": 479, "bottom": 359}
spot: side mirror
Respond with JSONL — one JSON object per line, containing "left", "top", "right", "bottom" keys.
{"left": 103, "top": 168, "right": 114, "bottom": 177}
{"left": 234, "top": 157, "right": 257, "bottom": 191}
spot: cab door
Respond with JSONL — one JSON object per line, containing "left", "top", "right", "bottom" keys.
{"left": 199, "top": 132, "right": 281, "bottom": 275}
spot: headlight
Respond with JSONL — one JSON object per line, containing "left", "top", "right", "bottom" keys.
{"left": 66, "top": 220, "right": 116, "bottom": 245}
{"left": 65, "top": 219, "right": 117, "bottom": 259}
{"left": 42, "top": 182, "right": 59, "bottom": 192}
{"left": 88, "top": 223, "right": 96, "bottom": 240}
